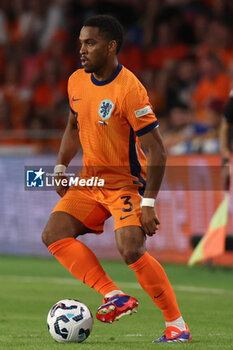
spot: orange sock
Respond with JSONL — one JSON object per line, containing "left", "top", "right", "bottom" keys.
{"left": 129, "top": 252, "right": 181, "bottom": 321}
{"left": 48, "top": 237, "right": 120, "bottom": 296}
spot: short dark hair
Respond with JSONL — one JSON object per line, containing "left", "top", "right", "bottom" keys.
{"left": 83, "top": 15, "right": 124, "bottom": 54}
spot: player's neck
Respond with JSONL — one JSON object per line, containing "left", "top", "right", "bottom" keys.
{"left": 92, "top": 58, "right": 119, "bottom": 82}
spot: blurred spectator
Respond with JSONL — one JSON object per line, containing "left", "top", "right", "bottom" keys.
{"left": 163, "top": 105, "right": 209, "bottom": 155}
{"left": 146, "top": 20, "right": 189, "bottom": 69}
{"left": 192, "top": 53, "right": 229, "bottom": 123}
{"left": 197, "top": 19, "right": 233, "bottom": 65}
{"left": 220, "top": 90, "right": 233, "bottom": 190}
{"left": 39, "top": 0, "right": 67, "bottom": 50}
{"left": 227, "top": 58, "right": 233, "bottom": 89}
{"left": 0, "top": 94, "right": 12, "bottom": 130}
{"left": 20, "top": 35, "right": 41, "bottom": 88}
{"left": 32, "top": 58, "right": 67, "bottom": 129}
{"left": 0, "top": 1, "right": 8, "bottom": 45}
{"left": 39, "top": 29, "right": 76, "bottom": 80}
{"left": 19, "top": 0, "right": 46, "bottom": 42}
{"left": 166, "top": 55, "right": 198, "bottom": 110}
{"left": 164, "top": 99, "right": 223, "bottom": 155}
{"left": 139, "top": 65, "right": 171, "bottom": 116}
{"left": 192, "top": 14, "right": 209, "bottom": 45}
{"left": 0, "top": 59, "right": 31, "bottom": 130}
{"left": 163, "top": 106, "right": 196, "bottom": 154}
{"left": 193, "top": 98, "right": 224, "bottom": 153}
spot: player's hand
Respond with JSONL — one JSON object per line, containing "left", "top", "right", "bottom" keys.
{"left": 54, "top": 175, "right": 70, "bottom": 197}
{"left": 141, "top": 206, "right": 160, "bottom": 236}
{"left": 221, "top": 164, "right": 231, "bottom": 191}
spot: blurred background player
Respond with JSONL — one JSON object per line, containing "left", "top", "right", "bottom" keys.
{"left": 42, "top": 15, "right": 191, "bottom": 343}
{"left": 220, "top": 90, "right": 233, "bottom": 190}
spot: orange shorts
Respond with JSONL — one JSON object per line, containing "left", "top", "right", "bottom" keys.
{"left": 52, "top": 186, "right": 142, "bottom": 233}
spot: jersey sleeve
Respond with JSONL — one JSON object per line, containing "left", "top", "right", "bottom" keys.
{"left": 122, "top": 83, "right": 158, "bottom": 136}
{"left": 224, "top": 92, "right": 233, "bottom": 124}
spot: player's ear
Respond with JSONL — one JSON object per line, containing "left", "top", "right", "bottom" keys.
{"left": 108, "top": 40, "right": 117, "bottom": 54}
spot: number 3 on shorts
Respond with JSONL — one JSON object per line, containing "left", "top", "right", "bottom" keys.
{"left": 121, "top": 195, "right": 133, "bottom": 212}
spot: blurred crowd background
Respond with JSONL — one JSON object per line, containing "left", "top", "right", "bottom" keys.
{"left": 0, "top": 0, "right": 233, "bottom": 154}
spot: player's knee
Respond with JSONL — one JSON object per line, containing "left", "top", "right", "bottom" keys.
{"left": 118, "top": 246, "right": 143, "bottom": 265}
{"left": 41, "top": 227, "right": 57, "bottom": 247}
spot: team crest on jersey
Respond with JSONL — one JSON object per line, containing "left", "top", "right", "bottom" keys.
{"left": 98, "top": 99, "right": 114, "bottom": 120}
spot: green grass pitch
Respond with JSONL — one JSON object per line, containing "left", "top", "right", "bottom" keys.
{"left": 0, "top": 255, "right": 233, "bottom": 350}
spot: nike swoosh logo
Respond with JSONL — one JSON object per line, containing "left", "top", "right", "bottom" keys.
{"left": 120, "top": 214, "right": 133, "bottom": 220}
{"left": 72, "top": 97, "right": 81, "bottom": 102}
{"left": 154, "top": 291, "right": 164, "bottom": 299}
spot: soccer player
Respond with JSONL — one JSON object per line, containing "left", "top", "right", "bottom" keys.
{"left": 42, "top": 15, "right": 191, "bottom": 343}
{"left": 220, "top": 91, "right": 233, "bottom": 191}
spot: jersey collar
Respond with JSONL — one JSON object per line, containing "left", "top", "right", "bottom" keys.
{"left": 91, "top": 63, "right": 122, "bottom": 86}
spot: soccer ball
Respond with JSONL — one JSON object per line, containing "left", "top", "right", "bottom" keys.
{"left": 47, "top": 299, "right": 93, "bottom": 343}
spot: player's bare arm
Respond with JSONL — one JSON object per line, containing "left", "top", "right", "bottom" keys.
{"left": 55, "top": 111, "right": 81, "bottom": 197}
{"left": 139, "top": 127, "right": 167, "bottom": 236}
{"left": 57, "top": 111, "right": 80, "bottom": 166}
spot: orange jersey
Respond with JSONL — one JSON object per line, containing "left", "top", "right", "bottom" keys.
{"left": 68, "top": 64, "right": 158, "bottom": 192}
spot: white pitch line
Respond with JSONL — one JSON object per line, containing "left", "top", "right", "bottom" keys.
{"left": 172, "top": 285, "right": 233, "bottom": 296}
{"left": 119, "top": 281, "right": 233, "bottom": 296}
{"left": 92, "top": 334, "right": 144, "bottom": 338}
{"left": 0, "top": 275, "right": 79, "bottom": 285}
{"left": 1, "top": 275, "right": 233, "bottom": 296}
